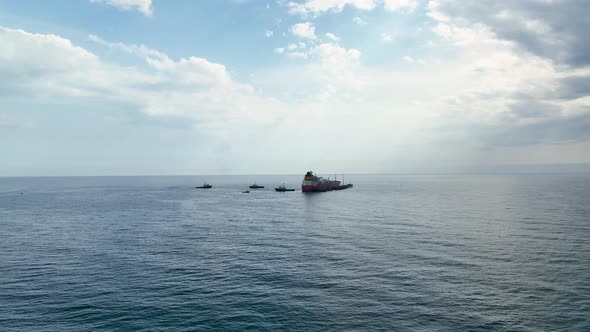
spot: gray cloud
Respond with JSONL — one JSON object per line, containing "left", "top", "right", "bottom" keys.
{"left": 483, "top": 111, "right": 590, "bottom": 147}
{"left": 431, "top": 0, "right": 590, "bottom": 146}
{"left": 509, "top": 100, "right": 561, "bottom": 119}
{"left": 557, "top": 75, "right": 590, "bottom": 100}
{"left": 433, "top": 0, "right": 590, "bottom": 68}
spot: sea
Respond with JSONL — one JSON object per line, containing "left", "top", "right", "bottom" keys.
{"left": 0, "top": 174, "right": 589, "bottom": 331}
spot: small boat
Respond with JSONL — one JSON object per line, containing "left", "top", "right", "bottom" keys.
{"left": 242, "top": 190, "right": 250, "bottom": 193}
{"left": 249, "top": 183, "right": 265, "bottom": 189}
{"left": 275, "top": 183, "right": 295, "bottom": 192}
{"left": 196, "top": 182, "right": 212, "bottom": 189}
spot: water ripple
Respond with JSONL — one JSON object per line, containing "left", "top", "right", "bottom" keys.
{"left": 1, "top": 174, "right": 589, "bottom": 331}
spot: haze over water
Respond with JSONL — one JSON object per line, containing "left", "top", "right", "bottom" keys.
{"left": 1, "top": 174, "right": 588, "bottom": 331}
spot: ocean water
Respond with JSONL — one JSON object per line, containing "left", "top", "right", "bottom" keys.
{"left": 0, "top": 174, "right": 589, "bottom": 331}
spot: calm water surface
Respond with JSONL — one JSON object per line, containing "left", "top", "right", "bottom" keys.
{"left": 0, "top": 174, "right": 589, "bottom": 331}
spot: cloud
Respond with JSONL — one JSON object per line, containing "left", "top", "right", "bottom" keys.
{"left": 353, "top": 16, "right": 367, "bottom": 25}
{"left": 557, "top": 73, "right": 590, "bottom": 100}
{"left": 312, "top": 43, "right": 361, "bottom": 65}
{"left": 384, "top": 0, "right": 418, "bottom": 12}
{"left": 381, "top": 32, "right": 393, "bottom": 42}
{"left": 508, "top": 100, "right": 561, "bottom": 119}
{"left": 427, "top": 0, "right": 590, "bottom": 68}
{"left": 423, "top": 0, "right": 590, "bottom": 134}
{"left": 287, "top": 0, "right": 378, "bottom": 16}
{"left": 403, "top": 55, "right": 415, "bottom": 62}
{"left": 265, "top": 30, "right": 274, "bottom": 37}
{"left": 3, "top": 10, "right": 590, "bottom": 173}
{"left": 90, "top": 0, "right": 153, "bottom": 16}
{"left": 285, "top": 0, "right": 420, "bottom": 17}
{"left": 290, "top": 22, "right": 317, "bottom": 39}
{"left": 0, "top": 27, "right": 107, "bottom": 97}
{"left": 286, "top": 51, "right": 309, "bottom": 59}
{"left": 0, "top": 25, "right": 285, "bottom": 141}
{"left": 325, "top": 32, "right": 340, "bottom": 42}
{"left": 479, "top": 112, "right": 590, "bottom": 148}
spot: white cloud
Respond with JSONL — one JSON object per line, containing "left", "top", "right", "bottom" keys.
{"left": 265, "top": 30, "right": 274, "bottom": 37}
{"left": 286, "top": 51, "right": 309, "bottom": 59}
{"left": 426, "top": 0, "right": 449, "bottom": 22}
{"left": 90, "top": 0, "right": 153, "bottom": 16}
{"left": 4, "top": 9, "right": 590, "bottom": 174}
{"left": 286, "top": 0, "right": 419, "bottom": 17}
{"left": 403, "top": 55, "right": 415, "bottom": 62}
{"left": 381, "top": 32, "right": 393, "bottom": 42}
{"left": 287, "top": 0, "right": 378, "bottom": 16}
{"left": 383, "top": 0, "right": 418, "bottom": 12}
{"left": 311, "top": 43, "right": 361, "bottom": 67}
{"left": 277, "top": 42, "right": 361, "bottom": 67}
{"left": 432, "top": 22, "right": 497, "bottom": 47}
{"left": 0, "top": 25, "right": 287, "bottom": 142}
{"left": 88, "top": 34, "right": 169, "bottom": 65}
{"left": 353, "top": 16, "right": 367, "bottom": 25}
{"left": 420, "top": 1, "right": 590, "bottom": 127}
{"left": 325, "top": 32, "right": 340, "bottom": 42}
{"left": 266, "top": 0, "right": 590, "bottom": 168}
{"left": 290, "top": 22, "right": 317, "bottom": 40}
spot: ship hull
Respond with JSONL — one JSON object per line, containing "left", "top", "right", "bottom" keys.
{"left": 302, "top": 183, "right": 352, "bottom": 192}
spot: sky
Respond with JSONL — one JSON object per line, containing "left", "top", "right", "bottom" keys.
{"left": 1, "top": 0, "right": 589, "bottom": 176}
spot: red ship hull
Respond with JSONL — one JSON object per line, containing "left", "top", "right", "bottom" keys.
{"left": 302, "top": 183, "right": 340, "bottom": 192}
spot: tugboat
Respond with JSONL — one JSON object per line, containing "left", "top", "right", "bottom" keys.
{"left": 196, "top": 182, "right": 212, "bottom": 189}
{"left": 249, "top": 183, "right": 265, "bottom": 189}
{"left": 301, "top": 171, "right": 353, "bottom": 192}
{"left": 275, "top": 183, "right": 295, "bottom": 192}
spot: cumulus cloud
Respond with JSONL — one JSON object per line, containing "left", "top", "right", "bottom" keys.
{"left": 290, "top": 22, "right": 317, "bottom": 39}
{"left": 427, "top": 0, "right": 590, "bottom": 68}
{"left": 384, "top": 0, "right": 418, "bottom": 12}
{"left": 422, "top": 0, "right": 590, "bottom": 149}
{"left": 90, "top": 0, "right": 153, "bottom": 16}
{"left": 0, "top": 26, "right": 284, "bottom": 139}
{"left": 275, "top": 39, "right": 361, "bottom": 68}
{"left": 312, "top": 43, "right": 361, "bottom": 65}
{"left": 4, "top": 0, "right": 590, "bottom": 173}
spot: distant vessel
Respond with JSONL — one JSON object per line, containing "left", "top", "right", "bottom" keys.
{"left": 242, "top": 190, "right": 250, "bottom": 193}
{"left": 249, "top": 183, "right": 265, "bottom": 189}
{"left": 301, "top": 171, "right": 353, "bottom": 192}
{"left": 275, "top": 183, "right": 295, "bottom": 192}
{"left": 196, "top": 182, "right": 212, "bottom": 189}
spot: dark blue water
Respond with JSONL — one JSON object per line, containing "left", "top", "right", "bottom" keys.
{"left": 1, "top": 174, "right": 589, "bottom": 331}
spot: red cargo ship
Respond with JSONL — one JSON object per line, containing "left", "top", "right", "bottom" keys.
{"left": 301, "top": 171, "right": 353, "bottom": 192}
